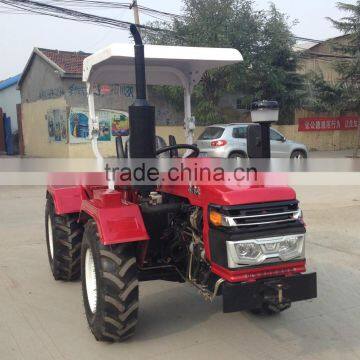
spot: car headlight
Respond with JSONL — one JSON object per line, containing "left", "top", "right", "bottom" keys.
{"left": 227, "top": 234, "right": 305, "bottom": 268}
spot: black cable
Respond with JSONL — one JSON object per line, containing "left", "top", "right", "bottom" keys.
{"left": 0, "top": 0, "right": 355, "bottom": 51}
{"left": 138, "top": 4, "right": 182, "bottom": 19}
{"left": 0, "top": 0, "right": 168, "bottom": 31}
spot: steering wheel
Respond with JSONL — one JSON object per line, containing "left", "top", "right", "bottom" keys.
{"left": 156, "top": 144, "right": 200, "bottom": 158}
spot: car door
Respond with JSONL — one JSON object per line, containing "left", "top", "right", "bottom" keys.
{"left": 232, "top": 126, "right": 248, "bottom": 154}
{"left": 270, "top": 128, "right": 289, "bottom": 158}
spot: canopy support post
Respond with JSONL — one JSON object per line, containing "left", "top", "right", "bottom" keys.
{"left": 184, "top": 85, "right": 195, "bottom": 145}
{"left": 87, "top": 82, "right": 103, "bottom": 160}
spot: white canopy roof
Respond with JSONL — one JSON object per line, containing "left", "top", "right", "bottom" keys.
{"left": 83, "top": 43, "right": 243, "bottom": 89}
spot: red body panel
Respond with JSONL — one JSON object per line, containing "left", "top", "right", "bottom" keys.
{"left": 80, "top": 189, "right": 150, "bottom": 246}
{"left": 47, "top": 185, "right": 88, "bottom": 215}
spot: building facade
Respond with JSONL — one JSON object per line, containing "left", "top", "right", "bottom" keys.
{"left": 0, "top": 74, "right": 21, "bottom": 133}
{"left": 18, "top": 48, "right": 183, "bottom": 157}
{"left": 297, "top": 35, "right": 352, "bottom": 83}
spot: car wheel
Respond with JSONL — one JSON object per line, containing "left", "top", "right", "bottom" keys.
{"left": 291, "top": 150, "right": 307, "bottom": 160}
{"left": 229, "top": 152, "right": 247, "bottom": 159}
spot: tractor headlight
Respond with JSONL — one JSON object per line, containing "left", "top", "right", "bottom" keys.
{"left": 293, "top": 208, "right": 303, "bottom": 221}
{"left": 235, "top": 243, "right": 262, "bottom": 259}
{"left": 278, "top": 235, "right": 305, "bottom": 261}
{"left": 226, "top": 234, "right": 305, "bottom": 268}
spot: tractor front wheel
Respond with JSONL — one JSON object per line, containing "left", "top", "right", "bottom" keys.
{"left": 81, "top": 220, "right": 139, "bottom": 342}
{"left": 45, "top": 198, "right": 83, "bottom": 281}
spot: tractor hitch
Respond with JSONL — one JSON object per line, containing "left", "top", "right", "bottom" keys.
{"left": 222, "top": 272, "right": 317, "bottom": 313}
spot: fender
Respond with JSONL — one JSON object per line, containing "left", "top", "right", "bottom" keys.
{"left": 47, "top": 185, "right": 88, "bottom": 215}
{"left": 80, "top": 189, "right": 150, "bottom": 245}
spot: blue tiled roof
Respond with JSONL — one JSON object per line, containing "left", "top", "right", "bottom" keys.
{"left": 0, "top": 74, "right": 21, "bottom": 91}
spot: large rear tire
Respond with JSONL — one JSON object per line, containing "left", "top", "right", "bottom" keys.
{"left": 45, "top": 197, "right": 83, "bottom": 281}
{"left": 81, "top": 220, "right": 139, "bottom": 342}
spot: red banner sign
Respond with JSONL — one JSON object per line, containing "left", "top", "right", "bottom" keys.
{"left": 298, "top": 116, "right": 359, "bottom": 132}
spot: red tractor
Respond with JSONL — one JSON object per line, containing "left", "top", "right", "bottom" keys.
{"left": 45, "top": 26, "right": 317, "bottom": 342}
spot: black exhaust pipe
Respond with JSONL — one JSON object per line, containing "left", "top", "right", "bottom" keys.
{"left": 129, "top": 24, "right": 156, "bottom": 159}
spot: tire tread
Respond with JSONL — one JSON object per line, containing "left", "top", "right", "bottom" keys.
{"left": 82, "top": 220, "right": 139, "bottom": 343}
{"left": 46, "top": 198, "right": 83, "bottom": 281}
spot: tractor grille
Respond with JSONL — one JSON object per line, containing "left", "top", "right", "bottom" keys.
{"left": 220, "top": 201, "right": 300, "bottom": 229}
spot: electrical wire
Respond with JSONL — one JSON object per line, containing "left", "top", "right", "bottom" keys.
{"left": 0, "top": 0, "right": 167, "bottom": 31}
{"left": 0, "top": 0, "right": 356, "bottom": 51}
{"left": 138, "top": 4, "right": 182, "bottom": 19}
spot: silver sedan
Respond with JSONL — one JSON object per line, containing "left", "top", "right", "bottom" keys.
{"left": 195, "top": 124, "right": 308, "bottom": 159}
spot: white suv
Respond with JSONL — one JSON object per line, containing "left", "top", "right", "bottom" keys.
{"left": 196, "top": 124, "right": 308, "bottom": 159}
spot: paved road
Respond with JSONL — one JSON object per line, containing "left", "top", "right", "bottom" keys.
{"left": 309, "top": 150, "right": 355, "bottom": 158}
{"left": 0, "top": 186, "right": 360, "bottom": 360}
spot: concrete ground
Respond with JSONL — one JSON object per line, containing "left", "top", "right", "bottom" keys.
{"left": 309, "top": 150, "right": 356, "bottom": 158}
{"left": 0, "top": 186, "right": 360, "bottom": 360}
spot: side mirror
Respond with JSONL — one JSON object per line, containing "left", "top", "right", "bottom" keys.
{"left": 281, "top": 136, "right": 287, "bottom": 143}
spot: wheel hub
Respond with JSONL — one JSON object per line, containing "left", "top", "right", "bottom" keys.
{"left": 85, "top": 248, "right": 97, "bottom": 314}
{"left": 47, "top": 216, "right": 54, "bottom": 260}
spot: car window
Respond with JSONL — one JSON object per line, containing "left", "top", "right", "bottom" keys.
{"left": 198, "top": 127, "right": 225, "bottom": 140}
{"left": 232, "top": 127, "right": 247, "bottom": 139}
{"left": 270, "top": 129, "right": 284, "bottom": 141}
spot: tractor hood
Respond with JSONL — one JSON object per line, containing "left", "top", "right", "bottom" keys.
{"left": 162, "top": 184, "right": 296, "bottom": 207}
{"left": 198, "top": 184, "right": 296, "bottom": 206}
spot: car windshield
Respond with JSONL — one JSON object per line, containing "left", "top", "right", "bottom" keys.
{"left": 199, "top": 127, "right": 225, "bottom": 140}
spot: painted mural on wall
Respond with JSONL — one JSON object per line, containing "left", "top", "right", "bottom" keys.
{"left": 97, "top": 111, "right": 112, "bottom": 142}
{"left": 47, "top": 109, "right": 68, "bottom": 143}
{"left": 69, "top": 109, "right": 90, "bottom": 143}
{"left": 111, "top": 112, "right": 130, "bottom": 137}
{"left": 69, "top": 108, "right": 129, "bottom": 144}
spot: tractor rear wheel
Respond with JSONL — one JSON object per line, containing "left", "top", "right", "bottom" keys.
{"left": 81, "top": 220, "right": 139, "bottom": 342}
{"left": 45, "top": 198, "right": 83, "bottom": 281}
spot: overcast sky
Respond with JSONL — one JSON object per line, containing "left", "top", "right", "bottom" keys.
{"left": 0, "top": 0, "right": 356, "bottom": 80}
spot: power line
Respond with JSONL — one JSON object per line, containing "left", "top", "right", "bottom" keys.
{"left": 0, "top": 0, "right": 353, "bottom": 48}
{"left": 138, "top": 4, "right": 182, "bottom": 19}
{"left": 0, "top": 0, "right": 166, "bottom": 31}
{"left": 0, "top": 0, "right": 190, "bottom": 44}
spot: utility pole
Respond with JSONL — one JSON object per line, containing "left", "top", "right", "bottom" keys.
{"left": 130, "top": 0, "right": 141, "bottom": 27}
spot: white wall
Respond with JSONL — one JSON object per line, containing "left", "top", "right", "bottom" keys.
{"left": 0, "top": 84, "right": 21, "bottom": 133}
